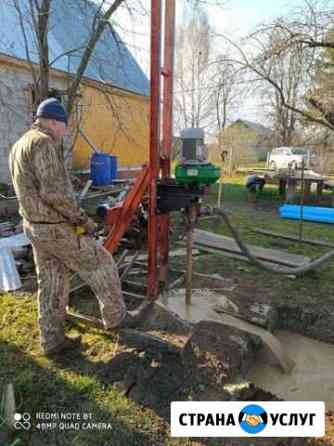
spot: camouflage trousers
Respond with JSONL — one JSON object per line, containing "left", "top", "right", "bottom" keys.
{"left": 24, "top": 221, "right": 126, "bottom": 353}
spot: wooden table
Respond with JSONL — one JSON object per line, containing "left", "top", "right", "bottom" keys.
{"left": 281, "top": 173, "right": 325, "bottom": 203}
{"left": 256, "top": 170, "right": 327, "bottom": 203}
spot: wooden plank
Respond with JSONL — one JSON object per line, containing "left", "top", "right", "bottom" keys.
{"left": 192, "top": 244, "right": 288, "bottom": 271}
{"left": 194, "top": 229, "right": 310, "bottom": 267}
{"left": 124, "top": 248, "right": 200, "bottom": 262}
{"left": 252, "top": 228, "right": 334, "bottom": 249}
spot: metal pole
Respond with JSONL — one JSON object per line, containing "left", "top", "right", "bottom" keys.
{"left": 217, "top": 167, "right": 223, "bottom": 208}
{"left": 299, "top": 158, "right": 305, "bottom": 242}
{"left": 229, "top": 146, "right": 233, "bottom": 176}
{"left": 147, "top": 0, "right": 162, "bottom": 300}
{"left": 185, "top": 203, "right": 196, "bottom": 305}
{"left": 159, "top": 0, "right": 175, "bottom": 289}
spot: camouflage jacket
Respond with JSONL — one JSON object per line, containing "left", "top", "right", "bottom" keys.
{"left": 9, "top": 123, "right": 87, "bottom": 226}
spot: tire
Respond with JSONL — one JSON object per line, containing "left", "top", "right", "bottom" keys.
{"left": 270, "top": 161, "right": 277, "bottom": 171}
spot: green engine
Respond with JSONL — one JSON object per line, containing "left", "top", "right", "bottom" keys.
{"left": 175, "top": 128, "right": 220, "bottom": 186}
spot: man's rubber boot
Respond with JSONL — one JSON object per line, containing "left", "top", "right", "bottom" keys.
{"left": 43, "top": 335, "right": 82, "bottom": 357}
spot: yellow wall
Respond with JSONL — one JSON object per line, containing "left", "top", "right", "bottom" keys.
{"left": 72, "top": 84, "right": 150, "bottom": 170}
{"left": 209, "top": 128, "right": 258, "bottom": 166}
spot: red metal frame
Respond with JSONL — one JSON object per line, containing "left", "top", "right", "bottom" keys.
{"left": 147, "top": 0, "right": 162, "bottom": 300}
{"left": 103, "top": 0, "right": 175, "bottom": 300}
{"left": 159, "top": 0, "right": 176, "bottom": 288}
{"left": 103, "top": 166, "right": 150, "bottom": 253}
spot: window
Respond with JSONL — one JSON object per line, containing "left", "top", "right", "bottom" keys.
{"left": 291, "top": 148, "right": 307, "bottom": 155}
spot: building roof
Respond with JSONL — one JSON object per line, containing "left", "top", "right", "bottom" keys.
{"left": 0, "top": 0, "right": 149, "bottom": 96}
{"left": 232, "top": 119, "right": 272, "bottom": 136}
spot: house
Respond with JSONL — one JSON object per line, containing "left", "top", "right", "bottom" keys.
{"left": 0, "top": 0, "right": 150, "bottom": 184}
{"left": 209, "top": 119, "right": 274, "bottom": 167}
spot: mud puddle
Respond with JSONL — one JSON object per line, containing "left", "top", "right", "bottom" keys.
{"left": 247, "top": 330, "right": 334, "bottom": 409}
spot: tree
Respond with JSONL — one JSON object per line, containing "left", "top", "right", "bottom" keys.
{"left": 216, "top": 0, "right": 334, "bottom": 132}
{"left": 262, "top": 27, "right": 307, "bottom": 145}
{"left": 174, "top": 0, "right": 239, "bottom": 146}
{"left": 174, "top": 2, "right": 213, "bottom": 132}
{"left": 209, "top": 57, "right": 242, "bottom": 171}
{"left": 306, "top": 29, "right": 334, "bottom": 127}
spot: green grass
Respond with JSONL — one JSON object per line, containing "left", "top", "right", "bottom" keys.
{"left": 199, "top": 179, "right": 334, "bottom": 307}
{"left": 0, "top": 295, "right": 194, "bottom": 446}
{"left": 2, "top": 174, "right": 334, "bottom": 445}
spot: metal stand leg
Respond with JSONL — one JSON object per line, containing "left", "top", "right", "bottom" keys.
{"left": 185, "top": 204, "right": 196, "bottom": 305}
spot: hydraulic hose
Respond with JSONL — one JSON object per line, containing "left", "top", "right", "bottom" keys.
{"left": 213, "top": 207, "right": 334, "bottom": 275}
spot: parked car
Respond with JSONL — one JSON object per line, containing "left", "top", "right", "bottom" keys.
{"left": 268, "top": 147, "right": 318, "bottom": 170}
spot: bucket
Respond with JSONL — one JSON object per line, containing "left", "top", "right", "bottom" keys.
{"left": 90, "top": 153, "right": 112, "bottom": 186}
{"left": 110, "top": 155, "right": 118, "bottom": 181}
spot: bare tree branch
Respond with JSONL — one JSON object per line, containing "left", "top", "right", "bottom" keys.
{"left": 13, "top": 0, "right": 38, "bottom": 89}
{"left": 66, "top": 0, "right": 125, "bottom": 115}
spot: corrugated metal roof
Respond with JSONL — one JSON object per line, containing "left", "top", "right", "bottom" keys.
{"left": 0, "top": 0, "right": 149, "bottom": 96}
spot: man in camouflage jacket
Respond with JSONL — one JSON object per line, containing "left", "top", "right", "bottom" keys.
{"left": 9, "top": 98, "right": 134, "bottom": 356}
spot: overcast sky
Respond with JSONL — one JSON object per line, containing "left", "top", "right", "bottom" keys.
{"left": 210, "top": 0, "right": 299, "bottom": 36}
{"left": 114, "top": 0, "right": 305, "bottom": 66}
{"left": 113, "top": 0, "right": 307, "bottom": 126}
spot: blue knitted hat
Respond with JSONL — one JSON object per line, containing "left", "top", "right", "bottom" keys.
{"left": 36, "top": 98, "right": 68, "bottom": 125}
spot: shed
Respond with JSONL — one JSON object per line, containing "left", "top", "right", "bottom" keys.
{"left": 210, "top": 119, "right": 274, "bottom": 167}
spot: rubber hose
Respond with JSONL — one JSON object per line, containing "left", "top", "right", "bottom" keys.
{"left": 213, "top": 207, "right": 334, "bottom": 275}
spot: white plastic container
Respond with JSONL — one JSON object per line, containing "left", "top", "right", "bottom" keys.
{"left": 0, "top": 247, "right": 22, "bottom": 291}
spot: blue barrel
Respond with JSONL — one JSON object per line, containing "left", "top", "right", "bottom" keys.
{"left": 110, "top": 155, "right": 118, "bottom": 180}
{"left": 90, "top": 153, "right": 112, "bottom": 186}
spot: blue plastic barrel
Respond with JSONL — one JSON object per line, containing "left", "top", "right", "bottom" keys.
{"left": 90, "top": 153, "right": 112, "bottom": 186}
{"left": 110, "top": 155, "right": 118, "bottom": 180}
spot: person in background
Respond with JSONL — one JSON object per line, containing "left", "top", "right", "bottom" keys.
{"left": 9, "top": 98, "right": 151, "bottom": 357}
{"left": 245, "top": 174, "right": 266, "bottom": 193}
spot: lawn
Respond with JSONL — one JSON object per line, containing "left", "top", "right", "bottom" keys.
{"left": 1, "top": 175, "right": 334, "bottom": 445}
{"left": 196, "top": 177, "right": 334, "bottom": 341}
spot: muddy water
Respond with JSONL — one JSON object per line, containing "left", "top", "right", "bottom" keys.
{"left": 165, "top": 290, "right": 334, "bottom": 409}
{"left": 246, "top": 330, "right": 334, "bottom": 410}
